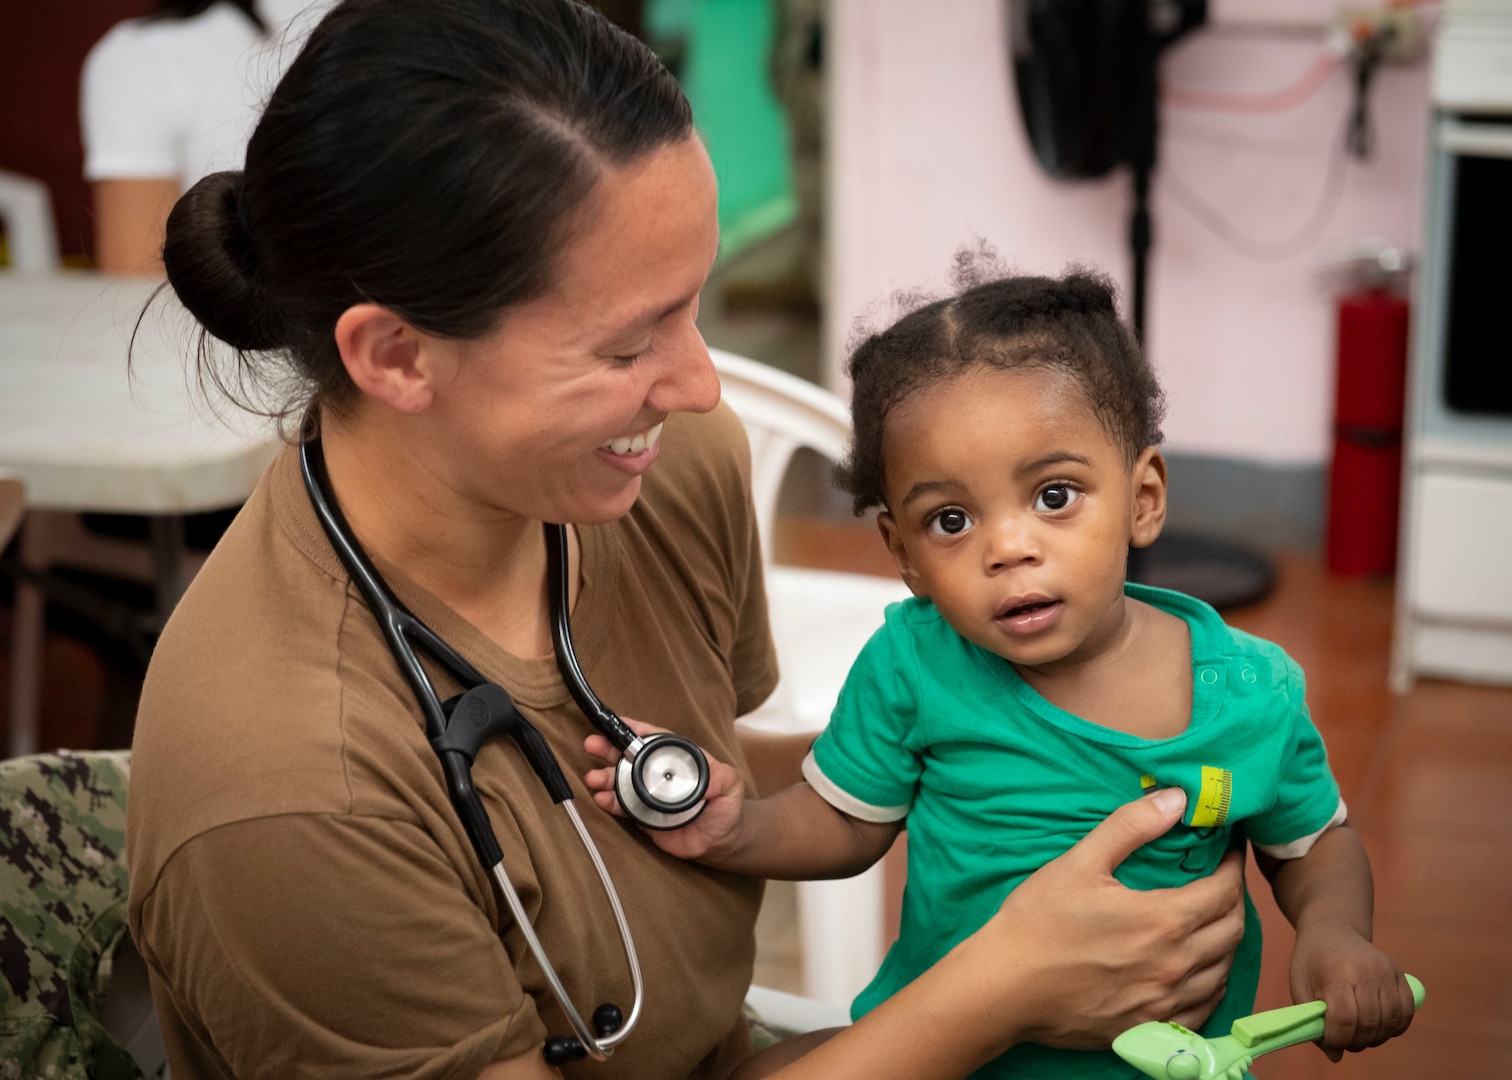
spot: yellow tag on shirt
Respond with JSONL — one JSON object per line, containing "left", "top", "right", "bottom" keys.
{"left": 1191, "top": 766, "right": 1233, "bottom": 827}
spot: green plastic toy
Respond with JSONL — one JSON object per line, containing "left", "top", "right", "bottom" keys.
{"left": 1111, "top": 973, "right": 1425, "bottom": 1080}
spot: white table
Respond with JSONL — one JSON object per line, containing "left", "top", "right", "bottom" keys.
{"left": 1, "top": 273, "right": 280, "bottom": 756}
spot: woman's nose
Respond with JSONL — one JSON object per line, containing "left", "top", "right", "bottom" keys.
{"left": 648, "top": 317, "right": 721, "bottom": 415}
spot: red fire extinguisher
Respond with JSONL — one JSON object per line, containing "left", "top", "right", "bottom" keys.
{"left": 1325, "top": 254, "right": 1411, "bottom": 576}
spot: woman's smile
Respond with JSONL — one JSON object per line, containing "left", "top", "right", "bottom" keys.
{"left": 597, "top": 421, "right": 666, "bottom": 473}
{"left": 600, "top": 420, "right": 665, "bottom": 457}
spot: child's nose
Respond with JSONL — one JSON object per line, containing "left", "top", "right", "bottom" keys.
{"left": 983, "top": 516, "right": 1040, "bottom": 572}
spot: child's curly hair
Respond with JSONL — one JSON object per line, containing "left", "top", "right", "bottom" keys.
{"left": 835, "top": 265, "right": 1167, "bottom": 515}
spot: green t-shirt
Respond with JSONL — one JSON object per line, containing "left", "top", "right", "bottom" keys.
{"left": 805, "top": 583, "right": 1342, "bottom": 1080}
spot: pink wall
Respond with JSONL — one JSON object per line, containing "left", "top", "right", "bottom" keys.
{"left": 826, "top": 0, "right": 1430, "bottom": 465}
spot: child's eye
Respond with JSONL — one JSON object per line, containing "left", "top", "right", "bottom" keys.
{"left": 1035, "top": 485, "right": 1080, "bottom": 512}
{"left": 928, "top": 508, "right": 974, "bottom": 536}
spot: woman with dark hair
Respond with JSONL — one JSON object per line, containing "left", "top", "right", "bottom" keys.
{"left": 80, "top": 0, "right": 322, "bottom": 273}
{"left": 124, "top": 2, "right": 1246, "bottom": 1077}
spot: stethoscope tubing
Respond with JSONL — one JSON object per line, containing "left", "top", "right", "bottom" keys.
{"left": 544, "top": 523, "right": 710, "bottom": 828}
{"left": 495, "top": 802, "right": 646, "bottom": 1058}
{"left": 300, "top": 438, "right": 483, "bottom": 742}
{"left": 298, "top": 438, "right": 645, "bottom": 1062}
{"left": 544, "top": 521, "right": 637, "bottom": 749}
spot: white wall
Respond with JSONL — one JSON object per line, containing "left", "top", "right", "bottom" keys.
{"left": 825, "top": 0, "right": 1430, "bottom": 465}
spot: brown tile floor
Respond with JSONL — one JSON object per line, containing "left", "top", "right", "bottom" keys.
{"left": 766, "top": 514, "right": 1512, "bottom": 1080}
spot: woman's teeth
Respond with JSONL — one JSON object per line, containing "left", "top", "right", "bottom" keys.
{"left": 603, "top": 422, "right": 664, "bottom": 456}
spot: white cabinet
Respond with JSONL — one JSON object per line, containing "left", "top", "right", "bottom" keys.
{"left": 1396, "top": 459, "right": 1512, "bottom": 688}
{"left": 1392, "top": 94, "right": 1512, "bottom": 689}
{"left": 1410, "top": 471, "right": 1512, "bottom": 623}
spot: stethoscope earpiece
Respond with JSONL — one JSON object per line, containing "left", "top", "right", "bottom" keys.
{"left": 542, "top": 1003, "right": 625, "bottom": 1067}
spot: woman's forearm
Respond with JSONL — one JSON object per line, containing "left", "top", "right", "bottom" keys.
{"left": 759, "top": 930, "right": 1034, "bottom": 1080}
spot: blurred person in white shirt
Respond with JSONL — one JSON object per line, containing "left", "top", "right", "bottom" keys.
{"left": 80, "top": 0, "right": 324, "bottom": 274}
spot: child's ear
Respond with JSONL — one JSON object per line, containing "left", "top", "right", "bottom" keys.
{"left": 877, "top": 511, "right": 928, "bottom": 597}
{"left": 1129, "top": 447, "right": 1168, "bottom": 549}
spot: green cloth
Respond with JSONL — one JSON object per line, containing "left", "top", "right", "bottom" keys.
{"left": 680, "top": 0, "right": 797, "bottom": 259}
{"left": 807, "top": 584, "right": 1341, "bottom": 1080}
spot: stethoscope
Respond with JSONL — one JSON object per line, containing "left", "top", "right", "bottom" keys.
{"left": 298, "top": 437, "right": 711, "bottom": 1066}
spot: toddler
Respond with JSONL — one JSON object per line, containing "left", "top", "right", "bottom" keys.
{"left": 590, "top": 269, "right": 1416, "bottom": 1078}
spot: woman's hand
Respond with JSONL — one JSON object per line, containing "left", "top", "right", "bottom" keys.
{"left": 968, "top": 788, "right": 1247, "bottom": 1052}
{"left": 757, "top": 788, "right": 1247, "bottom": 1080}
{"left": 583, "top": 718, "right": 748, "bottom": 862}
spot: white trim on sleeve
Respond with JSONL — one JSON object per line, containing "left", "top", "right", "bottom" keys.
{"left": 801, "top": 750, "right": 909, "bottom": 824}
{"left": 1253, "top": 798, "right": 1348, "bottom": 860}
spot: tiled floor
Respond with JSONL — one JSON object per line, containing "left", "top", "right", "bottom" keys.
{"left": 764, "top": 513, "right": 1512, "bottom": 1080}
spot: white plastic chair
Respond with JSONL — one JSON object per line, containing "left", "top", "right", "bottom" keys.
{"left": 712, "top": 348, "right": 913, "bottom": 1009}
{"left": 744, "top": 983, "right": 852, "bottom": 1036}
{"left": 0, "top": 171, "right": 62, "bottom": 273}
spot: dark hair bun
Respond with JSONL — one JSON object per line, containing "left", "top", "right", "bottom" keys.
{"left": 162, "top": 171, "right": 286, "bottom": 351}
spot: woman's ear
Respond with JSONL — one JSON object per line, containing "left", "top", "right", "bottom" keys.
{"left": 333, "top": 304, "right": 444, "bottom": 415}
{"left": 877, "top": 511, "right": 928, "bottom": 598}
{"left": 1129, "top": 447, "right": 1168, "bottom": 550}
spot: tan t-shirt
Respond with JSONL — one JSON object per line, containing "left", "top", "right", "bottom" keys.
{"left": 126, "top": 404, "right": 778, "bottom": 1080}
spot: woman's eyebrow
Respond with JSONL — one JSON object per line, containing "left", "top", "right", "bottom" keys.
{"left": 601, "top": 290, "right": 700, "bottom": 341}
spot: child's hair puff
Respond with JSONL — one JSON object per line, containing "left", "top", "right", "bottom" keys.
{"left": 836, "top": 256, "right": 1166, "bottom": 515}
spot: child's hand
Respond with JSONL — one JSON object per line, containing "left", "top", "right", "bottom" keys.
{"left": 1289, "top": 921, "right": 1416, "bottom": 1060}
{"left": 583, "top": 717, "right": 748, "bottom": 863}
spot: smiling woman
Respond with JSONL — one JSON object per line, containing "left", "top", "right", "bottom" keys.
{"left": 381, "top": 137, "right": 723, "bottom": 532}
{"left": 124, "top": 3, "right": 1252, "bottom": 1079}
{"left": 132, "top": 4, "right": 776, "bottom": 1076}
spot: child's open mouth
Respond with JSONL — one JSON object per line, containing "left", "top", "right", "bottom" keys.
{"left": 995, "top": 597, "right": 1064, "bottom": 633}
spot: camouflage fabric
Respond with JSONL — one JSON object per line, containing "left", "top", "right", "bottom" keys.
{"left": 0, "top": 751, "right": 144, "bottom": 1080}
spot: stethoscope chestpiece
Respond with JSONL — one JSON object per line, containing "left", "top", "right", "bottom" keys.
{"left": 615, "top": 732, "right": 709, "bottom": 830}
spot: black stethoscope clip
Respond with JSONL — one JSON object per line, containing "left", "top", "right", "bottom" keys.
{"left": 434, "top": 685, "right": 573, "bottom": 868}
{"left": 437, "top": 684, "right": 574, "bottom": 799}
